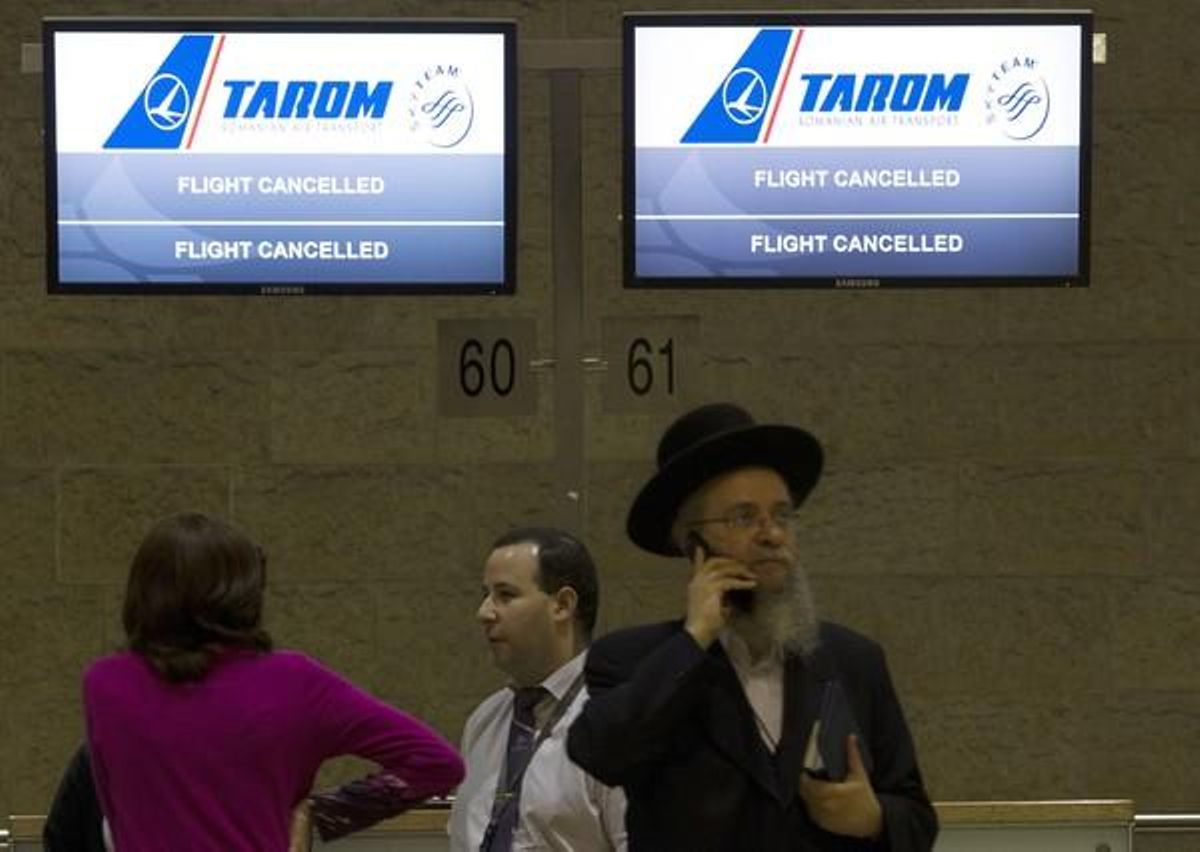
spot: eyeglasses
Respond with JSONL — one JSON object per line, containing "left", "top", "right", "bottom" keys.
{"left": 685, "top": 505, "right": 801, "bottom": 535}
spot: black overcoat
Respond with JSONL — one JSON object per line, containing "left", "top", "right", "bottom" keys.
{"left": 567, "top": 620, "right": 938, "bottom": 851}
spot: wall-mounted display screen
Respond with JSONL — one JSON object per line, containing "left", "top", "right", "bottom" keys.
{"left": 624, "top": 12, "right": 1092, "bottom": 288}
{"left": 44, "top": 19, "right": 516, "bottom": 294}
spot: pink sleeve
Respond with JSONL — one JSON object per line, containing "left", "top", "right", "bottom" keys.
{"left": 302, "top": 657, "right": 465, "bottom": 840}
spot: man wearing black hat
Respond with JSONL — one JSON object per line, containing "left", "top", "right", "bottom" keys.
{"left": 567, "top": 403, "right": 937, "bottom": 851}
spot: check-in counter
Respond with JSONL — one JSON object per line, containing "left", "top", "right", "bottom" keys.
{"left": 1, "top": 808, "right": 453, "bottom": 852}
{"left": 935, "top": 799, "right": 1134, "bottom": 851}
{"left": 312, "top": 807, "right": 449, "bottom": 851}
{"left": 3, "top": 799, "right": 1141, "bottom": 850}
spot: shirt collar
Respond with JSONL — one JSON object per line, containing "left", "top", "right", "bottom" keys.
{"left": 538, "top": 650, "right": 586, "bottom": 702}
{"left": 719, "top": 628, "right": 783, "bottom": 674}
{"left": 508, "top": 650, "right": 586, "bottom": 703}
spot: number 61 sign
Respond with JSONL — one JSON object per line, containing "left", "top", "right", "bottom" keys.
{"left": 602, "top": 315, "right": 698, "bottom": 414}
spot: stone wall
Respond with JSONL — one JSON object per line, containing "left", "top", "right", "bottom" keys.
{"left": 1, "top": 0, "right": 1197, "bottom": 823}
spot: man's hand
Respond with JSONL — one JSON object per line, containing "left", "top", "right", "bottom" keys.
{"left": 288, "top": 799, "right": 313, "bottom": 852}
{"left": 799, "top": 735, "right": 883, "bottom": 840}
{"left": 683, "top": 548, "right": 757, "bottom": 648}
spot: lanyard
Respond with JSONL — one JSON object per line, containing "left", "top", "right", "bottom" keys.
{"left": 479, "top": 672, "right": 586, "bottom": 851}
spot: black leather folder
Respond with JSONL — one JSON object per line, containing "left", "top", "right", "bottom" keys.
{"left": 804, "top": 679, "right": 874, "bottom": 782}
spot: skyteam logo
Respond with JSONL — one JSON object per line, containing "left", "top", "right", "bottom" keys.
{"left": 985, "top": 56, "right": 1051, "bottom": 140}
{"left": 105, "top": 35, "right": 215, "bottom": 149}
{"left": 682, "top": 29, "right": 794, "bottom": 143}
{"left": 408, "top": 65, "right": 474, "bottom": 148}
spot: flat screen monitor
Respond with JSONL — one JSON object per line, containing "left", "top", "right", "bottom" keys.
{"left": 624, "top": 11, "right": 1093, "bottom": 289}
{"left": 43, "top": 18, "right": 516, "bottom": 294}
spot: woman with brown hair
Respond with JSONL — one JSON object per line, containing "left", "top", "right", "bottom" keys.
{"left": 83, "top": 512, "right": 464, "bottom": 850}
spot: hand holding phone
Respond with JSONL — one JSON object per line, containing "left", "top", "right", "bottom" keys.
{"left": 684, "top": 532, "right": 755, "bottom": 614}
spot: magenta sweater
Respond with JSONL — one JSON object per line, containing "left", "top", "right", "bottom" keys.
{"left": 83, "top": 649, "right": 464, "bottom": 851}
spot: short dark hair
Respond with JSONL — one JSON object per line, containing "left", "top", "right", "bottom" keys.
{"left": 122, "top": 513, "right": 272, "bottom": 683}
{"left": 491, "top": 526, "right": 599, "bottom": 639}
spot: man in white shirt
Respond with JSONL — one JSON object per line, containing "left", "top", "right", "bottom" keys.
{"left": 448, "top": 527, "right": 627, "bottom": 852}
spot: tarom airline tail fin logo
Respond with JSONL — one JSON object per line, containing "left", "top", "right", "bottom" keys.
{"left": 104, "top": 35, "right": 215, "bottom": 149}
{"left": 681, "top": 29, "right": 793, "bottom": 144}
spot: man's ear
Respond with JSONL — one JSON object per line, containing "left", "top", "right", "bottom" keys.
{"left": 551, "top": 586, "right": 578, "bottom": 623}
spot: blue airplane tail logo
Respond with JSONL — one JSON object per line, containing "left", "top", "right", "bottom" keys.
{"left": 105, "top": 35, "right": 215, "bottom": 149}
{"left": 682, "top": 29, "right": 793, "bottom": 144}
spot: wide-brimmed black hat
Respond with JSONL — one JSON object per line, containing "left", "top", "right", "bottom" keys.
{"left": 627, "top": 403, "right": 823, "bottom": 556}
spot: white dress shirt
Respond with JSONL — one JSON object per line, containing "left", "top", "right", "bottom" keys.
{"left": 448, "top": 652, "right": 628, "bottom": 852}
{"left": 720, "top": 630, "right": 785, "bottom": 752}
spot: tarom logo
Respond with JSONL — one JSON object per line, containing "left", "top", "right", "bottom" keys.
{"left": 104, "top": 35, "right": 215, "bottom": 149}
{"left": 681, "top": 29, "right": 794, "bottom": 144}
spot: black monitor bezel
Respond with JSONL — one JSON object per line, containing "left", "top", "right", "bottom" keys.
{"left": 621, "top": 10, "right": 1094, "bottom": 290}
{"left": 42, "top": 17, "right": 518, "bottom": 296}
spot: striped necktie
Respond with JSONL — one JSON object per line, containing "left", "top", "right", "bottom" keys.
{"left": 483, "top": 686, "right": 547, "bottom": 851}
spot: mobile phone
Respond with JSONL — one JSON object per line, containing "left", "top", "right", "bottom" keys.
{"left": 684, "top": 532, "right": 755, "bottom": 613}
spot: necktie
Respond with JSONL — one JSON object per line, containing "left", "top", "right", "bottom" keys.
{"left": 484, "top": 686, "right": 547, "bottom": 851}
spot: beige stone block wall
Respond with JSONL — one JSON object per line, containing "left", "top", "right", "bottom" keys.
{"left": 0, "top": 0, "right": 1197, "bottom": 828}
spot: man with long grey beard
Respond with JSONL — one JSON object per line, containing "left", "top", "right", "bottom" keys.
{"left": 567, "top": 403, "right": 937, "bottom": 851}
